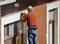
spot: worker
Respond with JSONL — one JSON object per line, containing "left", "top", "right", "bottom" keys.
{"left": 21, "top": 6, "right": 38, "bottom": 44}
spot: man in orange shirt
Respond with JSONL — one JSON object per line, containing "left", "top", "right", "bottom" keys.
{"left": 21, "top": 6, "right": 38, "bottom": 44}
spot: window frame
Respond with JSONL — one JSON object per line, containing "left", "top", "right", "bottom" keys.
{"left": 48, "top": 8, "right": 58, "bottom": 44}
{"left": 47, "top": 1, "right": 60, "bottom": 44}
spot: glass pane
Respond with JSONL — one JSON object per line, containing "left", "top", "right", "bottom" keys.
{"left": 4, "top": 26, "right": 7, "bottom": 37}
{"left": 4, "top": 26, "right": 9, "bottom": 37}
{"left": 49, "top": 10, "right": 55, "bottom": 20}
{"left": 9, "top": 24, "right": 14, "bottom": 36}
{"left": 17, "top": 22, "right": 22, "bottom": 31}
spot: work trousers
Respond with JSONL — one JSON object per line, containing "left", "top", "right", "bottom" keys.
{"left": 28, "top": 27, "right": 38, "bottom": 44}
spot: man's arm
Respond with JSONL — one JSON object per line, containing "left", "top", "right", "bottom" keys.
{"left": 20, "top": 13, "right": 27, "bottom": 22}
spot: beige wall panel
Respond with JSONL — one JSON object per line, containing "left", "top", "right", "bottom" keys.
{"left": 34, "top": 4, "right": 46, "bottom": 44}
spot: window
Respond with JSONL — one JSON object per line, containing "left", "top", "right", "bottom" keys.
{"left": 4, "top": 21, "right": 22, "bottom": 37}
{"left": 48, "top": 8, "right": 58, "bottom": 44}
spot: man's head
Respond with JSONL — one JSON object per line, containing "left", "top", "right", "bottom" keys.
{"left": 28, "top": 6, "right": 33, "bottom": 12}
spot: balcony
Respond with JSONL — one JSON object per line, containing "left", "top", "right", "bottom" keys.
{"left": 0, "top": 0, "right": 16, "bottom": 6}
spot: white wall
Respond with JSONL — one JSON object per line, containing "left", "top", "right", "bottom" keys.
{"left": 1, "top": 9, "right": 28, "bottom": 44}
{"left": 0, "top": 0, "right": 16, "bottom": 6}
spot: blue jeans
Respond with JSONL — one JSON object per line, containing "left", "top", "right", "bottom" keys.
{"left": 28, "top": 27, "right": 37, "bottom": 44}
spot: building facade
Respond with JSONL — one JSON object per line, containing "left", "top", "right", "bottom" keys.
{"left": 0, "top": 0, "right": 60, "bottom": 44}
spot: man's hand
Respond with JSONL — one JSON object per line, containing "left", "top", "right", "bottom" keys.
{"left": 20, "top": 13, "right": 26, "bottom": 21}
{"left": 21, "top": 13, "right": 24, "bottom": 17}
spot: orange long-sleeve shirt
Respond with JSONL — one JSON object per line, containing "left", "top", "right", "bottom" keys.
{"left": 22, "top": 11, "right": 37, "bottom": 27}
